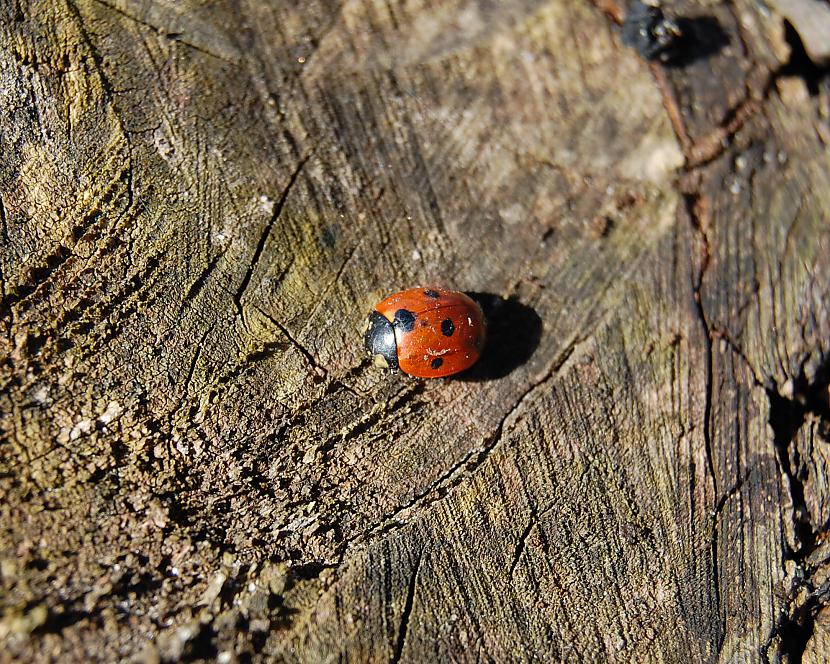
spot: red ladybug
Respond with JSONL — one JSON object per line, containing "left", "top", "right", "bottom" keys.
{"left": 363, "top": 286, "right": 486, "bottom": 378}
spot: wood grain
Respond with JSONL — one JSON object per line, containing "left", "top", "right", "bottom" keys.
{"left": 1, "top": 0, "right": 828, "bottom": 661}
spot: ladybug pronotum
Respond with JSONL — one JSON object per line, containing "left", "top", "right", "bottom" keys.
{"left": 363, "top": 286, "right": 487, "bottom": 378}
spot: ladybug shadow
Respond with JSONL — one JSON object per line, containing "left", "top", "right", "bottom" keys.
{"left": 457, "top": 292, "right": 542, "bottom": 382}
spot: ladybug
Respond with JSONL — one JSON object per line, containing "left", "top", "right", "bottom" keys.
{"left": 363, "top": 286, "right": 486, "bottom": 378}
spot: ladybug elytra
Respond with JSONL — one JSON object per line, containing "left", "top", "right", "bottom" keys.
{"left": 363, "top": 286, "right": 486, "bottom": 378}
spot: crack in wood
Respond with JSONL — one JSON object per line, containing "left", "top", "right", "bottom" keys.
{"left": 711, "top": 327, "right": 765, "bottom": 388}
{"left": 3, "top": 157, "right": 133, "bottom": 314}
{"left": 507, "top": 504, "right": 537, "bottom": 579}
{"left": 234, "top": 154, "right": 310, "bottom": 323}
{"left": 90, "top": 0, "right": 241, "bottom": 64}
{"left": 762, "top": 356, "right": 830, "bottom": 660}
{"left": 254, "top": 306, "right": 326, "bottom": 377}
{"left": 179, "top": 253, "right": 222, "bottom": 316}
{"left": 390, "top": 549, "right": 423, "bottom": 664}
{"left": 683, "top": 190, "right": 717, "bottom": 489}
{"left": 679, "top": 183, "right": 728, "bottom": 656}
{"left": 316, "top": 384, "right": 422, "bottom": 458}
{"left": 355, "top": 334, "right": 592, "bottom": 549}
{"left": 65, "top": 0, "right": 131, "bottom": 135}
{"left": 0, "top": 190, "right": 8, "bottom": 248}
{"left": 295, "top": 241, "right": 360, "bottom": 341}
{"left": 181, "top": 324, "right": 214, "bottom": 397}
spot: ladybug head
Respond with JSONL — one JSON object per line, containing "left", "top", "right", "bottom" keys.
{"left": 363, "top": 311, "right": 399, "bottom": 371}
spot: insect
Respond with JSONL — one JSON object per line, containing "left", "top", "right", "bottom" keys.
{"left": 621, "top": 1, "right": 684, "bottom": 64}
{"left": 363, "top": 287, "right": 487, "bottom": 378}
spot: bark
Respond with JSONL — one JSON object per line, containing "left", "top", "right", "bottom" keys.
{"left": 1, "top": 0, "right": 829, "bottom": 662}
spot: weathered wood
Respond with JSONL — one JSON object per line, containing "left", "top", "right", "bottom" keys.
{"left": 1, "top": 0, "right": 829, "bottom": 661}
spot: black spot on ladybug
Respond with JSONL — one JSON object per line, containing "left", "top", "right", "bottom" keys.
{"left": 431, "top": 357, "right": 444, "bottom": 370}
{"left": 441, "top": 319, "right": 455, "bottom": 337}
{"left": 424, "top": 289, "right": 440, "bottom": 299}
{"left": 394, "top": 309, "right": 416, "bottom": 332}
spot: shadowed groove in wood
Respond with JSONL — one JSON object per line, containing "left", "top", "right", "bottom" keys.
{"left": 390, "top": 549, "right": 423, "bottom": 664}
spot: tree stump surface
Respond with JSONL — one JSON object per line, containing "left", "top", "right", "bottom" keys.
{"left": 1, "top": 1, "right": 829, "bottom": 661}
